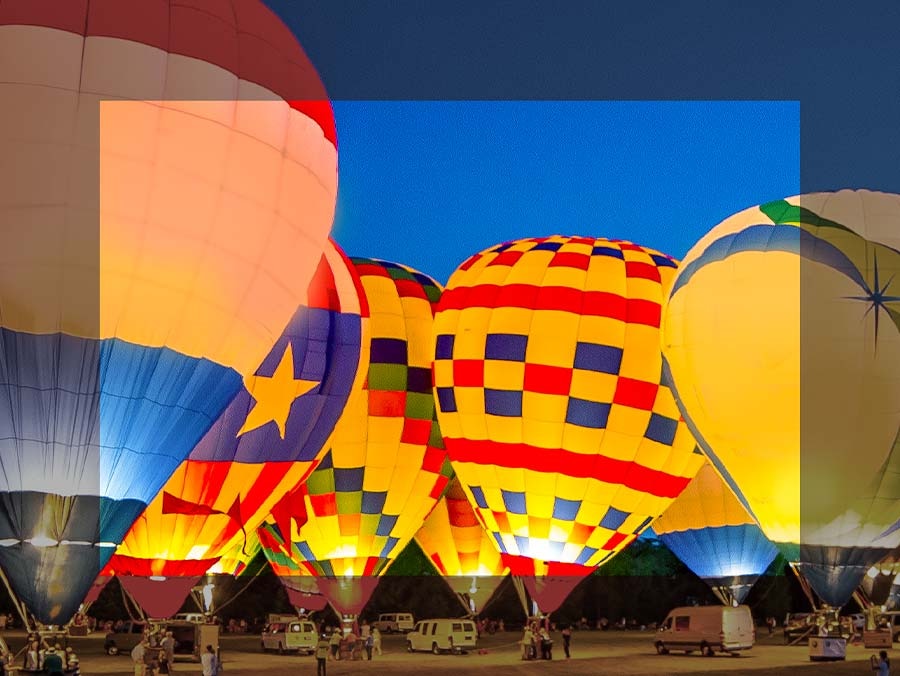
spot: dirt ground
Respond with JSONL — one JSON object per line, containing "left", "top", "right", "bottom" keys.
{"left": 4, "top": 628, "right": 886, "bottom": 675}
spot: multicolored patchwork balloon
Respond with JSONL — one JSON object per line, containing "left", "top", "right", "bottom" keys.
{"left": 661, "top": 190, "right": 900, "bottom": 607}
{"left": 414, "top": 477, "right": 509, "bottom": 613}
{"left": 433, "top": 235, "right": 704, "bottom": 611}
{"left": 261, "top": 258, "right": 453, "bottom": 616}
{"left": 0, "top": 0, "right": 337, "bottom": 624}
{"left": 652, "top": 461, "right": 779, "bottom": 605}
{"left": 105, "top": 239, "right": 367, "bottom": 618}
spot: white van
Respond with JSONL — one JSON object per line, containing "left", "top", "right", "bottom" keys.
{"left": 261, "top": 619, "right": 318, "bottom": 654}
{"left": 654, "top": 605, "right": 755, "bottom": 656}
{"left": 173, "top": 613, "right": 207, "bottom": 623}
{"left": 406, "top": 618, "right": 477, "bottom": 654}
{"left": 375, "top": 613, "right": 415, "bottom": 633}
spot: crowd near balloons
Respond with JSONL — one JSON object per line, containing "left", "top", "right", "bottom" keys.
{"left": 1, "top": 0, "right": 899, "bottom": 652}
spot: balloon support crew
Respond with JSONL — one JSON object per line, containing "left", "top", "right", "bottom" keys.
{"left": 0, "top": 566, "right": 34, "bottom": 632}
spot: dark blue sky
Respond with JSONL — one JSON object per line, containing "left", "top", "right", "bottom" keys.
{"left": 264, "top": 1, "right": 900, "bottom": 283}
{"left": 329, "top": 101, "right": 798, "bottom": 283}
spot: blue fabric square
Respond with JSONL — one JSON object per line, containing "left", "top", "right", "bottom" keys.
{"left": 575, "top": 546, "right": 599, "bottom": 566}
{"left": 565, "top": 398, "right": 610, "bottom": 429}
{"left": 574, "top": 342, "right": 623, "bottom": 375}
{"left": 492, "top": 532, "right": 507, "bottom": 553}
{"left": 333, "top": 467, "right": 364, "bottom": 492}
{"left": 379, "top": 536, "right": 400, "bottom": 558}
{"left": 552, "top": 497, "right": 581, "bottom": 521}
{"left": 599, "top": 506, "right": 630, "bottom": 531}
{"left": 375, "top": 515, "right": 399, "bottom": 537}
{"left": 361, "top": 491, "right": 387, "bottom": 515}
{"left": 485, "top": 333, "right": 528, "bottom": 362}
{"left": 645, "top": 413, "right": 678, "bottom": 445}
{"left": 435, "top": 334, "right": 455, "bottom": 360}
{"left": 485, "top": 389, "right": 523, "bottom": 417}
{"left": 650, "top": 254, "right": 677, "bottom": 269}
{"left": 436, "top": 387, "right": 457, "bottom": 413}
{"left": 501, "top": 490, "right": 527, "bottom": 515}
{"left": 531, "top": 241, "right": 564, "bottom": 251}
{"left": 592, "top": 245, "right": 624, "bottom": 259}
{"left": 469, "top": 485, "right": 488, "bottom": 509}
{"left": 297, "top": 541, "right": 315, "bottom": 561}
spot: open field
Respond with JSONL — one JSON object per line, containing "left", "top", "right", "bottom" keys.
{"left": 0, "top": 628, "right": 888, "bottom": 675}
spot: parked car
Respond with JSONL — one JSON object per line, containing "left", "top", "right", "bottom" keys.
{"left": 654, "top": 605, "right": 755, "bottom": 656}
{"left": 406, "top": 619, "right": 477, "bottom": 655}
{"left": 374, "top": 613, "right": 415, "bottom": 634}
{"left": 260, "top": 618, "right": 318, "bottom": 655}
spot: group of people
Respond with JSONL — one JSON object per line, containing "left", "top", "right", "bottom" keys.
{"left": 520, "top": 620, "right": 572, "bottom": 661}
{"left": 129, "top": 629, "right": 178, "bottom": 675}
{"left": 321, "top": 621, "right": 381, "bottom": 662}
{"left": 2, "top": 635, "right": 81, "bottom": 674}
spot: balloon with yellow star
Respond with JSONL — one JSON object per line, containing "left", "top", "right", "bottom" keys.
{"left": 260, "top": 257, "right": 453, "bottom": 618}
{"left": 106, "top": 239, "right": 369, "bottom": 619}
{"left": 661, "top": 189, "right": 900, "bottom": 608}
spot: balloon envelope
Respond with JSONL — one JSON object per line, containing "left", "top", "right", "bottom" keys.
{"left": 652, "top": 461, "right": 779, "bottom": 605}
{"left": 106, "top": 240, "right": 366, "bottom": 617}
{"left": 433, "top": 236, "right": 704, "bottom": 612}
{"left": 262, "top": 258, "right": 452, "bottom": 616}
{"left": 661, "top": 190, "right": 900, "bottom": 606}
{"left": 0, "top": 0, "right": 337, "bottom": 623}
{"left": 415, "top": 477, "right": 509, "bottom": 612}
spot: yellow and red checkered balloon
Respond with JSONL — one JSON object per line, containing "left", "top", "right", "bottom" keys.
{"left": 260, "top": 258, "right": 453, "bottom": 615}
{"left": 433, "top": 236, "right": 703, "bottom": 574}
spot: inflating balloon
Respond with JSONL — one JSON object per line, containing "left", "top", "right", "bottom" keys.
{"left": 433, "top": 235, "right": 704, "bottom": 613}
{"left": 652, "top": 461, "right": 779, "bottom": 605}
{"left": 106, "top": 240, "right": 366, "bottom": 618}
{"left": 0, "top": 0, "right": 337, "bottom": 624}
{"left": 661, "top": 189, "right": 900, "bottom": 607}
{"left": 414, "top": 477, "right": 509, "bottom": 614}
{"left": 261, "top": 258, "right": 452, "bottom": 617}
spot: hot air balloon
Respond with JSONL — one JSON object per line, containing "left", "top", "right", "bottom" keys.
{"left": 433, "top": 235, "right": 704, "bottom": 616}
{"left": 660, "top": 189, "right": 900, "bottom": 608}
{"left": 258, "top": 527, "right": 330, "bottom": 614}
{"left": 106, "top": 239, "right": 366, "bottom": 619}
{"left": 414, "top": 477, "right": 509, "bottom": 615}
{"left": 0, "top": 0, "right": 338, "bottom": 624}
{"left": 652, "top": 461, "right": 779, "bottom": 606}
{"left": 261, "top": 258, "right": 453, "bottom": 620}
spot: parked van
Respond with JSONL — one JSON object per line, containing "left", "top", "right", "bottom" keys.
{"left": 406, "top": 618, "right": 477, "bottom": 654}
{"left": 261, "top": 618, "right": 318, "bottom": 654}
{"left": 375, "top": 613, "right": 415, "bottom": 633}
{"left": 654, "top": 605, "right": 755, "bottom": 656}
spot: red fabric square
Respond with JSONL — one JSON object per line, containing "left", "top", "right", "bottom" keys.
{"left": 626, "top": 298, "right": 661, "bottom": 327}
{"left": 309, "top": 493, "right": 338, "bottom": 517}
{"left": 601, "top": 531, "right": 629, "bottom": 551}
{"left": 524, "top": 363, "right": 573, "bottom": 396}
{"left": 401, "top": 417, "right": 433, "bottom": 445}
{"left": 549, "top": 251, "right": 591, "bottom": 270}
{"left": 453, "top": 359, "right": 485, "bottom": 387}
{"left": 368, "top": 390, "right": 406, "bottom": 417}
{"left": 489, "top": 250, "right": 524, "bottom": 267}
{"left": 613, "top": 377, "right": 658, "bottom": 411}
{"left": 625, "top": 261, "right": 661, "bottom": 282}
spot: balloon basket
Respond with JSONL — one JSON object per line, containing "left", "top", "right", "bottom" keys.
{"left": 808, "top": 636, "right": 846, "bottom": 661}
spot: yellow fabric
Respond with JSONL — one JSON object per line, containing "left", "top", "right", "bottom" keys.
{"left": 661, "top": 190, "right": 900, "bottom": 548}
